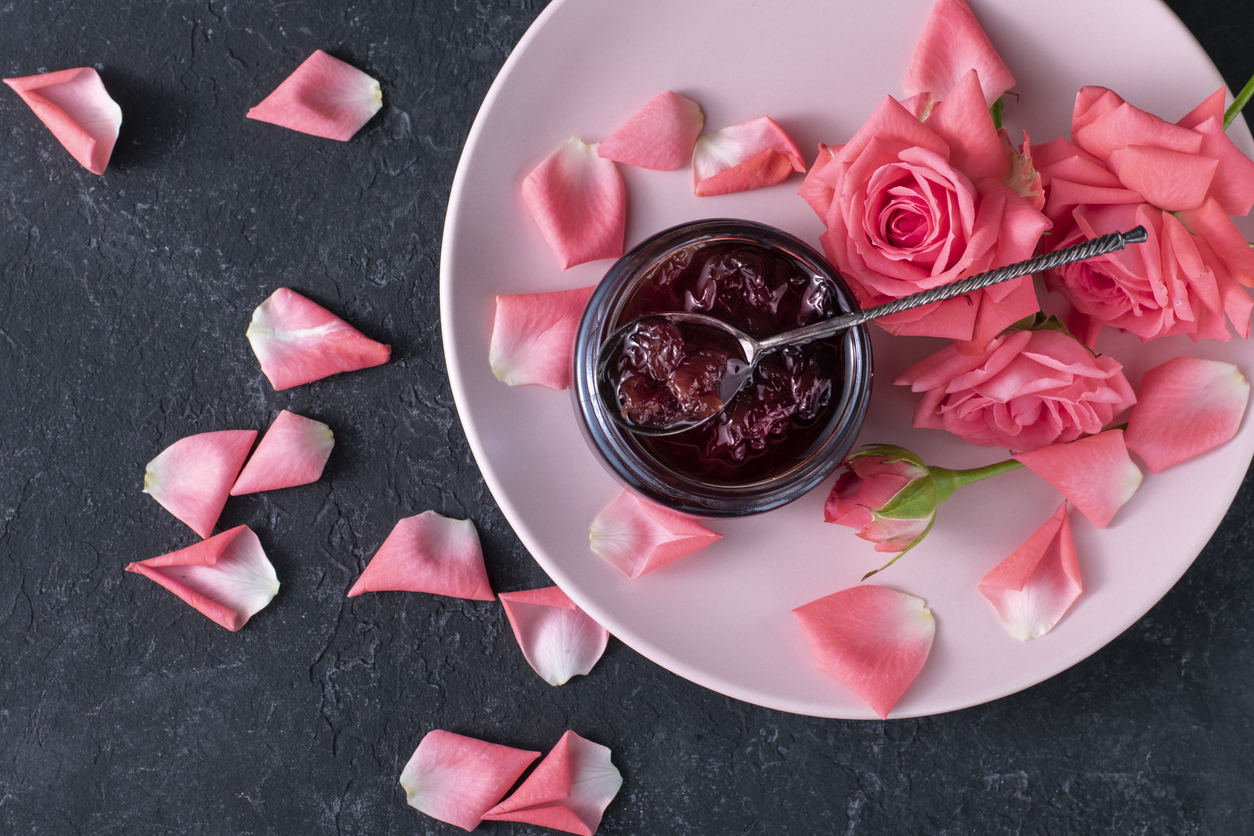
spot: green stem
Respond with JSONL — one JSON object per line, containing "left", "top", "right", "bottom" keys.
{"left": 929, "top": 459, "right": 1023, "bottom": 503}
{"left": 1224, "top": 72, "right": 1254, "bottom": 130}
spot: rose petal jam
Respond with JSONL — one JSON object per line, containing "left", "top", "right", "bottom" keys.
{"left": 610, "top": 240, "right": 845, "bottom": 484}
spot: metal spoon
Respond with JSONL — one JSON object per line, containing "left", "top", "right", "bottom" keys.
{"left": 598, "top": 226, "right": 1148, "bottom": 437}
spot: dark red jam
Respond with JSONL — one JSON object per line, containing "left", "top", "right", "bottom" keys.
{"left": 610, "top": 240, "right": 845, "bottom": 484}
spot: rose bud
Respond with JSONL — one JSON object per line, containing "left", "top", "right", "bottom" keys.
{"left": 825, "top": 444, "right": 1021, "bottom": 577}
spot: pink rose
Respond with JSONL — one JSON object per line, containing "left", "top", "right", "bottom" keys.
{"left": 825, "top": 446, "right": 937, "bottom": 554}
{"left": 1036, "top": 86, "right": 1254, "bottom": 343}
{"left": 808, "top": 69, "right": 1050, "bottom": 352}
{"left": 895, "top": 325, "right": 1136, "bottom": 451}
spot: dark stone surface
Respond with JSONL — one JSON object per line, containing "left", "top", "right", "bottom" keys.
{"left": 1, "top": 1, "right": 1251, "bottom": 834}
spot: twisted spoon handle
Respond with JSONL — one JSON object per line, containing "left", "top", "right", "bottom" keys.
{"left": 755, "top": 226, "right": 1148, "bottom": 353}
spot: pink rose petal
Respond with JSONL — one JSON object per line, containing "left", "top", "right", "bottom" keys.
{"left": 246, "top": 288, "right": 391, "bottom": 390}
{"left": 903, "top": 0, "right": 1016, "bottom": 106}
{"left": 1106, "top": 145, "right": 1217, "bottom": 211}
{"left": 246, "top": 50, "right": 382, "bottom": 141}
{"left": 692, "top": 116, "right": 805, "bottom": 196}
{"left": 978, "top": 502, "right": 1082, "bottom": 640}
{"left": 4, "top": 68, "right": 121, "bottom": 175}
{"left": 924, "top": 68, "right": 1008, "bottom": 183}
{"left": 489, "top": 285, "right": 595, "bottom": 390}
{"left": 597, "top": 90, "right": 704, "bottom": 171}
{"left": 799, "top": 143, "right": 839, "bottom": 219}
{"left": 143, "top": 430, "right": 257, "bottom": 538}
{"left": 1124, "top": 356, "right": 1251, "bottom": 473}
{"left": 1013, "top": 430, "right": 1143, "bottom": 529}
{"left": 589, "top": 490, "right": 721, "bottom": 578}
{"left": 348, "top": 511, "right": 494, "bottom": 601}
{"left": 125, "top": 526, "right": 279, "bottom": 631}
{"left": 523, "top": 138, "right": 626, "bottom": 270}
{"left": 793, "top": 585, "right": 935, "bottom": 719}
{"left": 400, "top": 730, "right": 540, "bottom": 832}
{"left": 498, "top": 587, "right": 609, "bottom": 686}
{"left": 230, "top": 410, "right": 334, "bottom": 495}
{"left": 483, "top": 731, "right": 622, "bottom": 836}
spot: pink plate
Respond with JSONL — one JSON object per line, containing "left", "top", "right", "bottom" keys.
{"left": 440, "top": 0, "right": 1254, "bottom": 718}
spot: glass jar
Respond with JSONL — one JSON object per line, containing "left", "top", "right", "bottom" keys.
{"left": 572, "top": 219, "right": 873, "bottom": 516}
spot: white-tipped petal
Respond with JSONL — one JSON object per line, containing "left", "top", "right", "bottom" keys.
{"left": 400, "top": 730, "right": 539, "bottom": 832}
{"left": 589, "top": 490, "right": 721, "bottom": 578}
{"left": 125, "top": 526, "right": 279, "bottom": 631}
{"left": 499, "top": 587, "right": 609, "bottom": 686}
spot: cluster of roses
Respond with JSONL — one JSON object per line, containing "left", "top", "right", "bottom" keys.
{"left": 806, "top": 0, "right": 1254, "bottom": 563}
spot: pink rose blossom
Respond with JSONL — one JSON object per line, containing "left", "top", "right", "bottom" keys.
{"left": 1036, "top": 87, "right": 1254, "bottom": 343}
{"left": 808, "top": 69, "right": 1050, "bottom": 352}
{"left": 895, "top": 326, "right": 1136, "bottom": 452}
{"left": 825, "top": 451, "right": 935, "bottom": 554}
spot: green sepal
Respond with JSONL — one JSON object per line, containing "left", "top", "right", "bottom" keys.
{"left": 847, "top": 443, "right": 926, "bottom": 469}
{"left": 861, "top": 514, "right": 936, "bottom": 581}
{"left": 875, "top": 475, "right": 938, "bottom": 521}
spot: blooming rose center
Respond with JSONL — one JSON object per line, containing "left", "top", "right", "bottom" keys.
{"left": 865, "top": 163, "right": 966, "bottom": 271}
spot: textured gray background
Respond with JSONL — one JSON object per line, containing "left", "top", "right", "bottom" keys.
{"left": 1, "top": 1, "right": 1252, "bottom": 834}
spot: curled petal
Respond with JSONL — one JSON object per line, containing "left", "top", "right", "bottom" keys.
{"left": 1124, "top": 356, "right": 1251, "bottom": 472}
{"left": 143, "top": 430, "right": 257, "bottom": 538}
{"left": 597, "top": 90, "right": 704, "bottom": 171}
{"left": 246, "top": 288, "right": 391, "bottom": 390}
{"left": 484, "top": 731, "right": 622, "bottom": 836}
{"left": 792, "top": 585, "right": 935, "bottom": 719}
{"left": 978, "top": 502, "right": 1081, "bottom": 640}
{"left": 400, "top": 730, "right": 540, "bottom": 832}
{"left": 348, "top": 511, "right": 494, "bottom": 601}
{"left": 523, "top": 138, "right": 626, "bottom": 269}
{"left": 798, "top": 143, "right": 839, "bottom": 219}
{"left": 230, "top": 410, "right": 333, "bottom": 495}
{"left": 1012, "top": 430, "right": 1142, "bottom": 528}
{"left": 904, "top": 0, "right": 1015, "bottom": 105}
{"left": 489, "top": 286, "right": 595, "bottom": 390}
{"left": 692, "top": 116, "right": 805, "bottom": 196}
{"left": 125, "top": 526, "right": 279, "bottom": 631}
{"left": 246, "top": 50, "right": 382, "bottom": 141}
{"left": 589, "top": 490, "right": 721, "bottom": 578}
{"left": 4, "top": 67, "right": 121, "bottom": 174}
{"left": 499, "top": 587, "right": 609, "bottom": 686}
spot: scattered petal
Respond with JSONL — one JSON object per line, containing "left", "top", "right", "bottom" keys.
{"left": 246, "top": 50, "right": 382, "bottom": 141}
{"left": 230, "top": 410, "right": 334, "bottom": 495}
{"left": 597, "top": 90, "right": 704, "bottom": 171}
{"left": 1124, "top": 356, "right": 1251, "bottom": 472}
{"left": 978, "top": 502, "right": 1082, "bottom": 640}
{"left": 792, "top": 585, "right": 935, "bottom": 719}
{"left": 903, "top": 0, "right": 1016, "bottom": 106}
{"left": 498, "top": 587, "right": 609, "bottom": 686}
{"left": 400, "top": 730, "right": 540, "bottom": 832}
{"left": 692, "top": 116, "right": 805, "bottom": 196}
{"left": 4, "top": 67, "right": 121, "bottom": 174}
{"left": 125, "top": 525, "right": 279, "bottom": 631}
{"left": 246, "top": 287, "right": 391, "bottom": 390}
{"left": 589, "top": 490, "right": 721, "bottom": 578}
{"left": 484, "top": 731, "right": 622, "bottom": 836}
{"left": 348, "top": 511, "right": 493, "bottom": 600}
{"left": 523, "top": 137, "right": 626, "bottom": 269}
{"left": 1013, "top": 430, "right": 1142, "bottom": 528}
{"left": 143, "top": 430, "right": 257, "bottom": 538}
{"left": 489, "top": 286, "right": 595, "bottom": 389}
